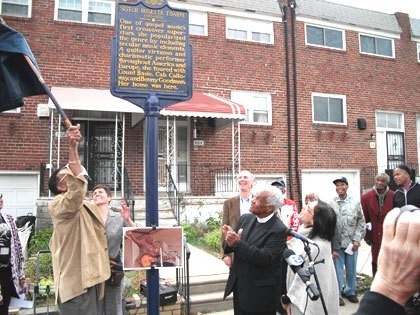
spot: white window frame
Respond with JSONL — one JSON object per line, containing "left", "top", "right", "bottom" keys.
{"left": 375, "top": 110, "right": 405, "bottom": 173}
{"left": 54, "top": 0, "right": 115, "bottom": 26}
{"left": 312, "top": 92, "right": 347, "bottom": 125}
{"left": 375, "top": 111, "right": 403, "bottom": 131}
{"left": 231, "top": 91, "right": 272, "bottom": 126}
{"left": 417, "top": 42, "right": 420, "bottom": 63}
{"left": 0, "top": 0, "right": 32, "bottom": 18}
{"left": 3, "top": 107, "right": 21, "bottom": 113}
{"left": 305, "top": 23, "right": 346, "bottom": 51}
{"left": 359, "top": 33, "right": 395, "bottom": 58}
{"left": 226, "top": 16, "right": 274, "bottom": 45}
{"left": 189, "top": 10, "right": 207, "bottom": 36}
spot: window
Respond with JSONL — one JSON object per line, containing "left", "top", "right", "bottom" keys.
{"left": 360, "top": 34, "right": 394, "bottom": 58}
{"left": 55, "top": 0, "right": 114, "bottom": 25}
{"left": 417, "top": 43, "right": 420, "bottom": 62}
{"left": 0, "top": 0, "right": 31, "bottom": 17}
{"left": 2, "top": 107, "right": 21, "bottom": 113}
{"left": 231, "top": 91, "right": 272, "bottom": 125}
{"left": 376, "top": 111, "right": 403, "bottom": 130}
{"left": 226, "top": 16, "right": 273, "bottom": 44}
{"left": 189, "top": 11, "right": 207, "bottom": 36}
{"left": 305, "top": 24, "right": 345, "bottom": 50}
{"left": 312, "top": 93, "right": 346, "bottom": 125}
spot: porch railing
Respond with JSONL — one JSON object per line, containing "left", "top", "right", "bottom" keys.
{"left": 165, "top": 164, "right": 181, "bottom": 225}
{"left": 123, "top": 167, "right": 135, "bottom": 219}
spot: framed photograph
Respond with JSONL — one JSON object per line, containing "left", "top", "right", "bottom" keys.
{"left": 123, "top": 226, "right": 183, "bottom": 270}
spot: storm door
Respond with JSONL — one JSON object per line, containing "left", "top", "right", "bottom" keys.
{"left": 386, "top": 131, "right": 405, "bottom": 169}
{"left": 77, "top": 121, "right": 122, "bottom": 191}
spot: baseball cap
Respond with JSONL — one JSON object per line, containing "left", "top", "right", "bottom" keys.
{"left": 271, "top": 179, "right": 286, "bottom": 188}
{"left": 333, "top": 177, "right": 348, "bottom": 185}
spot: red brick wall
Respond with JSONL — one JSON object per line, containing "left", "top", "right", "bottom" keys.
{"left": 1, "top": 5, "right": 419, "bottom": 199}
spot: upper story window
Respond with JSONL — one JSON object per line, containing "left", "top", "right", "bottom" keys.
{"left": 312, "top": 93, "right": 346, "bottom": 125}
{"left": 55, "top": 0, "right": 114, "bottom": 25}
{"left": 417, "top": 43, "right": 420, "bottom": 62}
{"left": 226, "top": 16, "right": 273, "bottom": 44}
{"left": 359, "top": 34, "right": 394, "bottom": 58}
{"left": 189, "top": 11, "right": 207, "bottom": 36}
{"left": 0, "top": 0, "right": 31, "bottom": 17}
{"left": 231, "top": 91, "right": 272, "bottom": 125}
{"left": 2, "top": 107, "right": 21, "bottom": 113}
{"left": 305, "top": 24, "right": 345, "bottom": 50}
{"left": 376, "top": 111, "right": 403, "bottom": 130}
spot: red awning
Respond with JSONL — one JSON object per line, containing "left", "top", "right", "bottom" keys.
{"left": 162, "top": 92, "right": 246, "bottom": 120}
{"left": 47, "top": 88, "right": 246, "bottom": 126}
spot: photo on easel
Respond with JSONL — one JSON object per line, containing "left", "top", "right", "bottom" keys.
{"left": 122, "top": 226, "right": 183, "bottom": 270}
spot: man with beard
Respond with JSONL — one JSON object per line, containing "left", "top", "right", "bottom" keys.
{"left": 392, "top": 164, "right": 420, "bottom": 208}
{"left": 361, "top": 173, "right": 394, "bottom": 277}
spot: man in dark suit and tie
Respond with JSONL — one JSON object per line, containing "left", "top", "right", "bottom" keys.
{"left": 222, "top": 185, "right": 288, "bottom": 315}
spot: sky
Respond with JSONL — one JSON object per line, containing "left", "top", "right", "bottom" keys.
{"left": 327, "top": 0, "right": 420, "bottom": 19}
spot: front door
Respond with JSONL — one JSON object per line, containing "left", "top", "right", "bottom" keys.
{"left": 77, "top": 121, "right": 121, "bottom": 191}
{"left": 386, "top": 131, "right": 405, "bottom": 169}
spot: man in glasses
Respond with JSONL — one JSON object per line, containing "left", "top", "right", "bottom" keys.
{"left": 47, "top": 124, "right": 110, "bottom": 315}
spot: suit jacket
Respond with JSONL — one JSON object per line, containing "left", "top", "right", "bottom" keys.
{"left": 223, "top": 213, "right": 287, "bottom": 313}
{"left": 222, "top": 195, "right": 241, "bottom": 229}
{"left": 48, "top": 168, "right": 110, "bottom": 303}
{"left": 355, "top": 291, "right": 405, "bottom": 315}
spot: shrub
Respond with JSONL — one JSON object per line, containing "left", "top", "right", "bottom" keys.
{"left": 27, "top": 227, "right": 53, "bottom": 256}
{"left": 25, "top": 228, "right": 53, "bottom": 284}
{"left": 204, "top": 228, "right": 221, "bottom": 252}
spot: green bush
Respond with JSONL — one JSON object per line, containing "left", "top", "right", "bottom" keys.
{"left": 24, "top": 228, "right": 53, "bottom": 285}
{"left": 204, "top": 228, "right": 221, "bottom": 252}
{"left": 28, "top": 227, "right": 53, "bottom": 256}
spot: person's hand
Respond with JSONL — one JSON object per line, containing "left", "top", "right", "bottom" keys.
{"left": 370, "top": 208, "right": 420, "bottom": 306}
{"left": 222, "top": 255, "right": 232, "bottom": 267}
{"left": 66, "top": 124, "right": 82, "bottom": 146}
{"left": 120, "top": 201, "right": 130, "bottom": 221}
{"left": 332, "top": 250, "right": 339, "bottom": 260}
{"left": 225, "top": 228, "right": 243, "bottom": 247}
{"left": 222, "top": 224, "right": 233, "bottom": 240}
{"left": 352, "top": 240, "right": 360, "bottom": 252}
{"left": 281, "top": 296, "right": 292, "bottom": 315}
{"left": 19, "top": 277, "right": 26, "bottom": 293}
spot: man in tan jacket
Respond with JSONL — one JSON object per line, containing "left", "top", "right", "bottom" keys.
{"left": 48, "top": 124, "right": 110, "bottom": 315}
{"left": 221, "top": 170, "right": 255, "bottom": 267}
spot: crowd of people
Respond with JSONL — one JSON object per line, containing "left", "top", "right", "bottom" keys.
{"left": 222, "top": 169, "right": 420, "bottom": 315}
{"left": 0, "top": 123, "right": 418, "bottom": 315}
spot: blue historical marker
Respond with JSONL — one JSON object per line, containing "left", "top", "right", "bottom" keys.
{"left": 110, "top": 1, "right": 192, "bottom": 314}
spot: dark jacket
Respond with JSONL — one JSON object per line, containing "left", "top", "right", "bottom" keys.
{"left": 393, "top": 181, "right": 420, "bottom": 208}
{"left": 223, "top": 213, "right": 287, "bottom": 313}
{"left": 356, "top": 291, "right": 405, "bottom": 315}
{"left": 361, "top": 187, "right": 394, "bottom": 264}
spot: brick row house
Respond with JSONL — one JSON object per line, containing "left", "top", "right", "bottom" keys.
{"left": 0, "top": 0, "right": 419, "bottom": 221}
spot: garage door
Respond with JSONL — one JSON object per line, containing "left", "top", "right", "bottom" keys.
{"left": 0, "top": 173, "right": 39, "bottom": 218}
{"left": 301, "top": 169, "right": 361, "bottom": 205}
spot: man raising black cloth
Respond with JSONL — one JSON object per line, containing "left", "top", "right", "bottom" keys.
{"left": 222, "top": 185, "right": 288, "bottom": 315}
